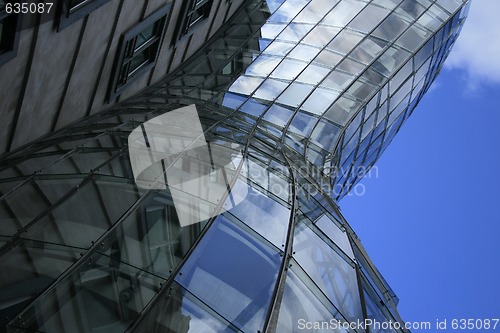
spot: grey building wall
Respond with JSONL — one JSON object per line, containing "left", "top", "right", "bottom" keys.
{"left": 0, "top": 0, "right": 244, "bottom": 156}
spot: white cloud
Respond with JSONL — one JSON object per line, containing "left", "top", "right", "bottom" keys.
{"left": 445, "top": 1, "right": 500, "bottom": 86}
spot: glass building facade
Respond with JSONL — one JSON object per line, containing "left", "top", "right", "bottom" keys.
{"left": 0, "top": 0, "right": 469, "bottom": 332}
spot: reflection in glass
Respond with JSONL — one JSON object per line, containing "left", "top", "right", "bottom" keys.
{"left": 10, "top": 253, "right": 164, "bottom": 333}
{"left": 128, "top": 105, "right": 245, "bottom": 228}
{"left": 293, "top": 224, "right": 363, "bottom": 322}
{"left": 176, "top": 215, "right": 281, "bottom": 332}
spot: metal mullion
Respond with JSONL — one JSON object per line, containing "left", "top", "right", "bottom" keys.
{"left": 348, "top": 235, "right": 401, "bottom": 317}
{"left": 0, "top": 175, "right": 34, "bottom": 201}
{"left": 261, "top": 152, "right": 296, "bottom": 333}
{"left": 355, "top": 265, "right": 370, "bottom": 333}
{"left": 0, "top": 194, "right": 23, "bottom": 235}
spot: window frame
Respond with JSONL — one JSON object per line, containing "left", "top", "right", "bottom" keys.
{"left": 57, "top": 0, "right": 110, "bottom": 31}
{"left": 177, "top": 0, "right": 214, "bottom": 39}
{"left": 108, "top": 4, "right": 171, "bottom": 101}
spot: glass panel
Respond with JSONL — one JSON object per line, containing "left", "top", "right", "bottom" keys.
{"left": 288, "top": 111, "right": 317, "bottom": 136}
{"left": 246, "top": 55, "right": 282, "bottom": 77}
{"left": 0, "top": 240, "right": 80, "bottom": 328}
{"left": 262, "top": 40, "right": 294, "bottom": 56}
{"left": 43, "top": 150, "right": 131, "bottom": 178}
{"left": 361, "top": 111, "right": 376, "bottom": 141}
{"left": 326, "top": 29, "right": 364, "bottom": 55}
{"left": 277, "top": 81, "right": 314, "bottom": 107}
{"left": 350, "top": 37, "right": 387, "bottom": 65}
{"left": 364, "top": 290, "right": 398, "bottom": 333}
{"left": 261, "top": 22, "right": 287, "bottom": 39}
{"left": 269, "top": 0, "right": 309, "bottom": 23}
{"left": 222, "top": 91, "right": 247, "bottom": 110}
{"left": 129, "top": 48, "right": 151, "bottom": 74}
{"left": 324, "top": 96, "right": 361, "bottom": 126}
{"left": 69, "top": 0, "right": 89, "bottom": 11}
{"left": 294, "top": 0, "right": 330, "bottom": 24}
{"left": 337, "top": 58, "right": 366, "bottom": 77}
{"left": 253, "top": 78, "right": 288, "bottom": 101}
{"left": 395, "top": 0, "right": 426, "bottom": 20}
{"left": 373, "top": 46, "right": 411, "bottom": 77}
{"left": 310, "top": 120, "right": 340, "bottom": 151}
{"left": 263, "top": 104, "right": 294, "bottom": 127}
{"left": 176, "top": 215, "right": 281, "bottom": 332}
{"left": 1, "top": 152, "right": 67, "bottom": 177}
{"left": 0, "top": 179, "right": 81, "bottom": 236}
{"left": 343, "top": 107, "right": 363, "bottom": 142}
{"left": 10, "top": 253, "right": 164, "bottom": 333}
{"left": 390, "top": 78, "right": 412, "bottom": 109}
{"left": 99, "top": 190, "right": 208, "bottom": 279}
{"left": 277, "top": 23, "right": 314, "bottom": 43}
{"left": 414, "top": 36, "right": 434, "bottom": 70}
{"left": 316, "top": 215, "right": 354, "bottom": 259}
{"left": 225, "top": 179, "right": 290, "bottom": 248}
{"left": 314, "top": 48, "right": 343, "bottom": 69}
{"left": 132, "top": 281, "right": 237, "bottom": 333}
{"left": 302, "top": 25, "right": 341, "bottom": 47}
{"left": 228, "top": 75, "right": 264, "bottom": 95}
{"left": 239, "top": 98, "right": 269, "bottom": 117}
{"left": 348, "top": 4, "right": 390, "bottom": 33}
{"left": 289, "top": 43, "right": 321, "bottom": 62}
{"left": 322, "top": 0, "right": 366, "bottom": 27}
{"left": 395, "top": 24, "right": 430, "bottom": 52}
{"left": 302, "top": 88, "right": 339, "bottom": 115}
{"left": 323, "top": 70, "right": 354, "bottom": 91}
{"left": 293, "top": 224, "right": 363, "bottom": 322}
{"left": 271, "top": 58, "right": 307, "bottom": 80}
{"left": 390, "top": 60, "right": 413, "bottom": 95}
{"left": 265, "top": 0, "right": 286, "bottom": 14}
{"left": 276, "top": 265, "right": 348, "bottom": 333}
{"left": 372, "top": 12, "right": 410, "bottom": 42}
{"left": 24, "top": 179, "right": 141, "bottom": 249}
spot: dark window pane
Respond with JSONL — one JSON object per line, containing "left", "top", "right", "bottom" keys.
{"left": 129, "top": 47, "right": 151, "bottom": 74}
{"left": 10, "top": 253, "right": 164, "bottom": 333}
{"left": 135, "top": 23, "right": 157, "bottom": 49}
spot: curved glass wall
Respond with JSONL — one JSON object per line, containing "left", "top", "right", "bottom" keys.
{"left": 0, "top": 0, "right": 469, "bottom": 332}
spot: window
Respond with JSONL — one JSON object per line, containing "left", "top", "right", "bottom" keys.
{"left": 108, "top": 4, "right": 170, "bottom": 100}
{"left": 58, "top": 0, "right": 110, "bottom": 31}
{"left": 0, "top": 1, "right": 21, "bottom": 66}
{"left": 182, "top": 0, "right": 214, "bottom": 35}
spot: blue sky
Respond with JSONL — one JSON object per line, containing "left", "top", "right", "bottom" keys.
{"left": 341, "top": 1, "right": 500, "bottom": 331}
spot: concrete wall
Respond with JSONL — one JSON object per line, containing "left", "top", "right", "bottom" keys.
{"left": 0, "top": 0, "right": 245, "bottom": 156}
